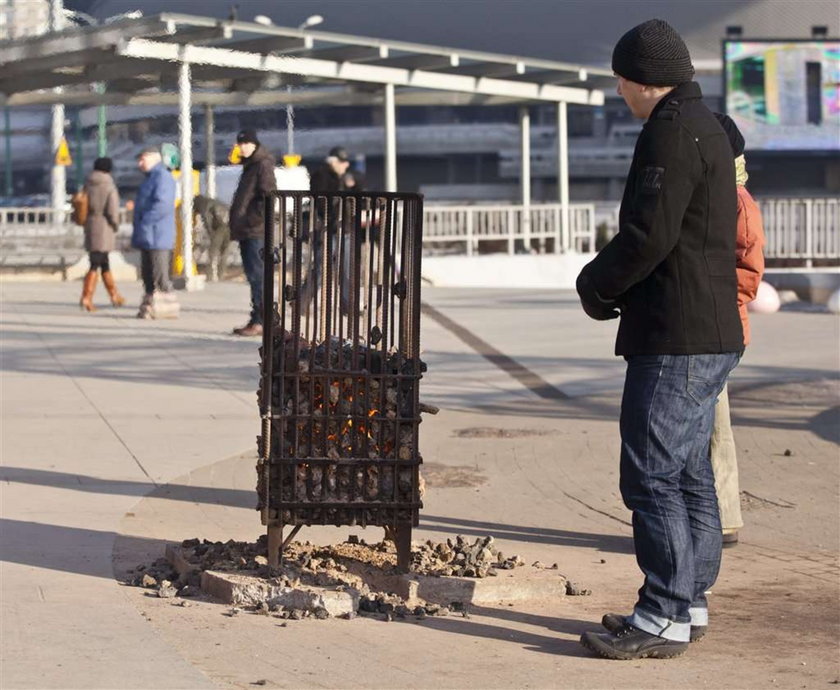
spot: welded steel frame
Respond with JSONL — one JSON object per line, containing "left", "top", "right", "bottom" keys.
{"left": 259, "top": 191, "right": 424, "bottom": 571}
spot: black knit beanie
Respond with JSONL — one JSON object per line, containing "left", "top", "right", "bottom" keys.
{"left": 714, "top": 113, "right": 746, "bottom": 157}
{"left": 93, "top": 157, "right": 113, "bottom": 173}
{"left": 237, "top": 129, "right": 260, "bottom": 146}
{"left": 612, "top": 19, "right": 695, "bottom": 86}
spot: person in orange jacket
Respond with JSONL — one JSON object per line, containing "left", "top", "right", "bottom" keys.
{"left": 712, "top": 113, "right": 765, "bottom": 548}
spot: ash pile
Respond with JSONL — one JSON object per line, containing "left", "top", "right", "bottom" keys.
{"left": 124, "top": 557, "right": 200, "bottom": 600}
{"left": 174, "top": 534, "right": 528, "bottom": 580}
{"left": 126, "top": 533, "right": 589, "bottom": 619}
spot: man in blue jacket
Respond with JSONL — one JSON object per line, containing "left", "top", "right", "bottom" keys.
{"left": 132, "top": 146, "right": 178, "bottom": 319}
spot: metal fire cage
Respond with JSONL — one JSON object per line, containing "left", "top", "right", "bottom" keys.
{"left": 258, "top": 191, "right": 424, "bottom": 570}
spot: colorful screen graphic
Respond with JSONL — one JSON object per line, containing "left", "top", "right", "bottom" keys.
{"left": 725, "top": 40, "right": 840, "bottom": 151}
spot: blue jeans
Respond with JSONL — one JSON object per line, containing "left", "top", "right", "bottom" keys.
{"left": 620, "top": 352, "right": 740, "bottom": 641}
{"left": 239, "top": 237, "right": 264, "bottom": 325}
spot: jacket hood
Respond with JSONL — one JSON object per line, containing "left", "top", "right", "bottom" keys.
{"left": 86, "top": 170, "right": 113, "bottom": 186}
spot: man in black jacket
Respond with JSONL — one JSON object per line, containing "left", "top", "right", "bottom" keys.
{"left": 309, "top": 146, "right": 353, "bottom": 193}
{"left": 576, "top": 19, "right": 743, "bottom": 660}
{"left": 229, "top": 129, "right": 276, "bottom": 336}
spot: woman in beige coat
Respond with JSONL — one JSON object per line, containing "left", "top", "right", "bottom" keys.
{"left": 80, "top": 157, "right": 125, "bottom": 311}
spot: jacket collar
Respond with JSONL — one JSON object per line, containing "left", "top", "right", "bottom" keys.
{"left": 649, "top": 81, "right": 702, "bottom": 121}
{"left": 243, "top": 146, "right": 267, "bottom": 166}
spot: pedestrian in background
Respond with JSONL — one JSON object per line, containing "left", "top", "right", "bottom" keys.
{"left": 132, "top": 146, "right": 179, "bottom": 319}
{"left": 307, "top": 146, "right": 363, "bottom": 310}
{"left": 79, "top": 157, "right": 124, "bottom": 311}
{"left": 229, "top": 129, "right": 276, "bottom": 336}
{"left": 710, "top": 113, "right": 766, "bottom": 549}
{"left": 576, "top": 19, "right": 743, "bottom": 660}
{"left": 310, "top": 146, "right": 352, "bottom": 193}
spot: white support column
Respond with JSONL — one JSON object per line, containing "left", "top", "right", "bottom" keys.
{"left": 384, "top": 83, "right": 397, "bottom": 192}
{"left": 50, "top": 103, "right": 66, "bottom": 214}
{"left": 204, "top": 104, "right": 216, "bottom": 198}
{"left": 557, "top": 101, "right": 570, "bottom": 253}
{"left": 178, "top": 59, "right": 197, "bottom": 289}
{"left": 49, "top": 0, "right": 65, "bottom": 216}
{"left": 519, "top": 106, "right": 531, "bottom": 253}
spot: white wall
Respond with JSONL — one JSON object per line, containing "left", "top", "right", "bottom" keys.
{"left": 421, "top": 253, "right": 593, "bottom": 289}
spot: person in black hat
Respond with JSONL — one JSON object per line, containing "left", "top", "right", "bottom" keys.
{"left": 309, "top": 146, "right": 354, "bottom": 194}
{"left": 707, "top": 113, "right": 764, "bottom": 554}
{"left": 576, "top": 19, "right": 743, "bottom": 660}
{"left": 303, "top": 146, "right": 366, "bottom": 307}
{"left": 229, "top": 128, "right": 276, "bottom": 336}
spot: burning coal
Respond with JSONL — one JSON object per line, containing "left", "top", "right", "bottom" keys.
{"left": 258, "top": 334, "right": 425, "bottom": 526}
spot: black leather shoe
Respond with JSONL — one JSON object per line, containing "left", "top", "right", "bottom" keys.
{"left": 601, "top": 612, "right": 707, "bottom": 642}
{"left": 581, "top": 624, "right": 689, "bottom": 660}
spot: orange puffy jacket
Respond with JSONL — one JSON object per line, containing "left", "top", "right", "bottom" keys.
{"left": 735, "top": 185, "right": 765, "bottom": 345}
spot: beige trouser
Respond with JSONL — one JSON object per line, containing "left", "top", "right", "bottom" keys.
{"left": 710, "top": 384, "right": 744, "bottom": 531}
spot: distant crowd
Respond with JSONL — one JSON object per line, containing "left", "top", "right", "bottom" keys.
{"left": 74, "top": 131, "right": 362, "bottom": 332}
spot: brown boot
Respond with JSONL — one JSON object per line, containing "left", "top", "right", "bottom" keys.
{"left": 101, "top": 270, "right": 126, "bottom": 307}
{"left": 79, "top": 270, "right": 98, "bottom": 312}
{"left": 232, "top": 322, "right": 263, "bottom": 337}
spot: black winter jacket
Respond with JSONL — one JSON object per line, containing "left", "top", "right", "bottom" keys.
{"left": 229, "top": 147, "right": 276, "bottom": 241}
{"left": 577, "top": 82, "right": 744, "bottom": 356}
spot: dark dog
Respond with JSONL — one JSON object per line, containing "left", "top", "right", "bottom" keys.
{"left": 193, "top": 194, "right": 231, "bottom": 281}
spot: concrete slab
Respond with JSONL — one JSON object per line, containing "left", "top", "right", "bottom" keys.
{"left": 200, "top": 570, "right": 358, "bottom": 616}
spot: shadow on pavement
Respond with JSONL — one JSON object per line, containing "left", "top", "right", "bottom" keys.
{"left": 0, "top": 466, "right": 257, "bottom": 510}
{"left": 408, "top": 601, "right": 598, "bottom": 657}
{"left": 420, "top": 514, "right": 633, "bottom": 554}
{"left": 0, "top": 517, "right": 165, "bottom": 580}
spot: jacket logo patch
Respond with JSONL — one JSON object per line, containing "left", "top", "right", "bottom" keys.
{"left": 640, "top": 166, "right": 665, "bottom": 194}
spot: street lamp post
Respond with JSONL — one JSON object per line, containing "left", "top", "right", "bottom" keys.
{"left": 285, "top": 15, "right": 324, "bottom": 156}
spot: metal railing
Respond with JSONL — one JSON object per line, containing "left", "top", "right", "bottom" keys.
{"left": 2, "top": 198, "right": 838, "bottom": 267}
{"left": 758, "top": 198, "right": 839, "bottom": 266}
{"left": 422, "top": 203, "right": 596, "bottom": 255}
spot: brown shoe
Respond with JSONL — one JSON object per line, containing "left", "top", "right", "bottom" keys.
{"left": 101, "top": 270, "right": 126, "bottom": 307}
{"left": 79, "top": 270, "right": 98, "bottom": 312}
{"left": 233, "top": 322, "right": 263, "bottom": 337}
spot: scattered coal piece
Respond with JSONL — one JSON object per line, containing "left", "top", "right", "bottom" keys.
{"left": 565, "top": 581, "right": 592, "bottom": 596}
{"left": 157, "top": 581, "right": 178, "bottom": 598}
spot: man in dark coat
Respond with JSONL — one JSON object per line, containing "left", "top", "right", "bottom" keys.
{"left": 229, "top": 129, "right": 276, "bottom": 336}
{"left": 309, "top": 146, "right": 352, "bottom": 194}
{"left": 576, "top": 19, "right": 743, "bottom": 660}
{"left": 302, "top": 147, "right": 360, "bottom": 306}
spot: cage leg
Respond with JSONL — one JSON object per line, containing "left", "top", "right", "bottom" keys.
{"left": 267, "top": 525, "right": 283, "bottom": 568}
{"left": 394, "top": 525, "right": 412, "bottom": 573}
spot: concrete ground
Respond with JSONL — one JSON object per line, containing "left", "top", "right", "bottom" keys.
{"left": 1, "top": 280, "right": 838, "bottom": 690}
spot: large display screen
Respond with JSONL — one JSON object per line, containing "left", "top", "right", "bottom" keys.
{"left": 724, "top": 40, "right": 840, "bottom": 151}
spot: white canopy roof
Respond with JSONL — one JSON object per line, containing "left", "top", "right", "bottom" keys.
{"left": 0, "top": 13, "right": 610, "bottom": 108}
